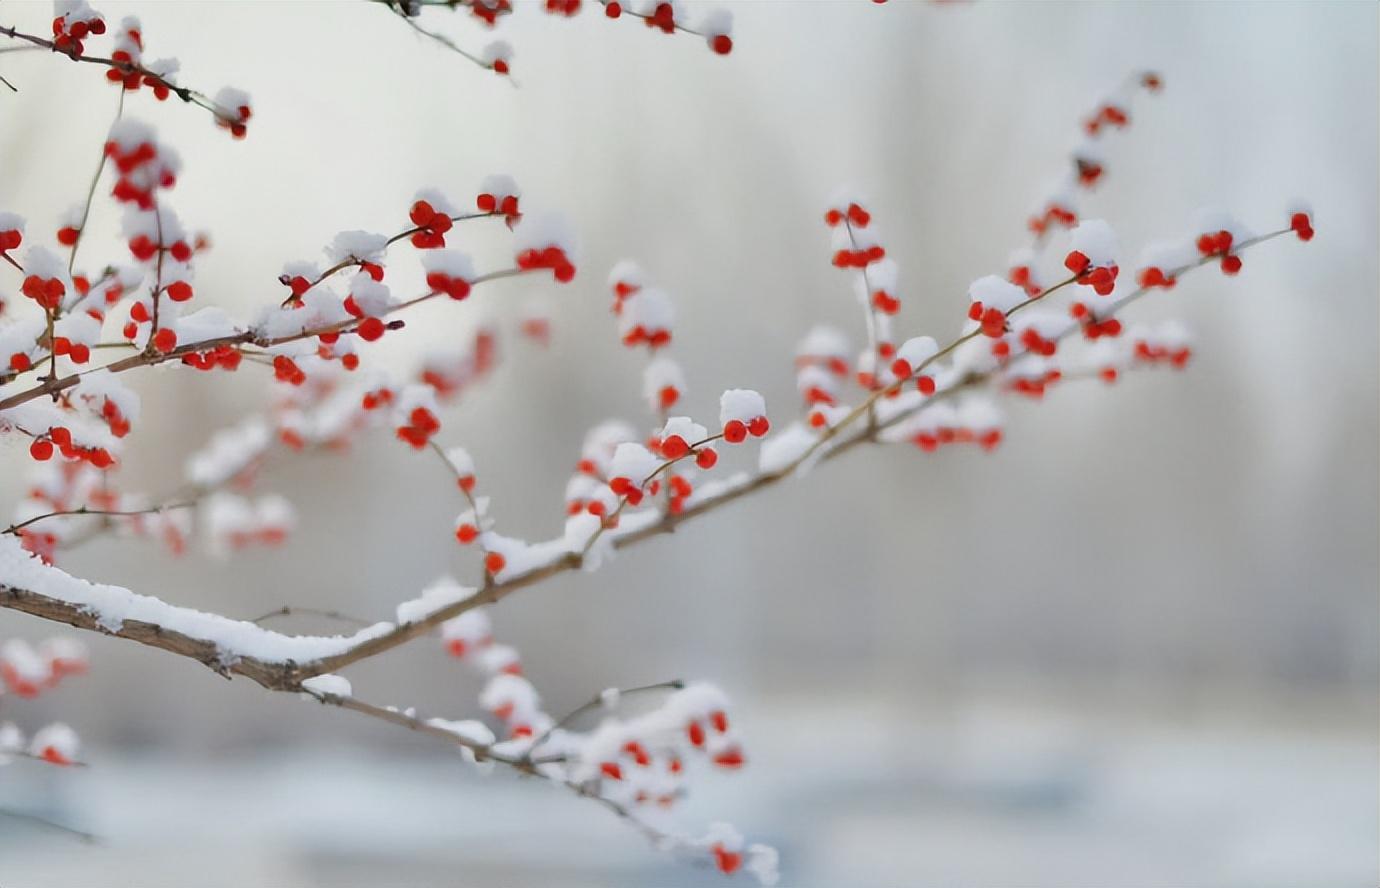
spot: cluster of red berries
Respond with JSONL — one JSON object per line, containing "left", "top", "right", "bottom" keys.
{"left": 272, "top": 355, "right": 306, "bottom": 386}
{"left": 685, "top": 708, "right": 744, "bottom": 769}
{"left": 98, "top": 397, "right": 132, "bottom": 437}
{"left": 722, "top": 415, "right": 767, "bottom": 443}
{"left": 51, "top": 12, "right": 106, "bottom": 56}
{"left": 396, "top": 406, "right": 441, "bottom": 449}
{"left": 339, "top": 293, "right": 392, "bottom": 343}
{"left": 832, "top": 243, "right": 884, "bottom": 269}
{"left": 469, "top": 0, "right": 512, "bottom": 26}
{"left": 128, "top": 233, "right": 191, "bottom": 262}
{"left": 51, "top": 331, "right": 94, "bottom": 365}
{"left": 28, "top": 427, "right": 114, "bottom": 469}
{"left": 911, "top": 425, "right": 1002, "bottom": 454}
{"left": 1136, "top": 266, "right": 1178, "bottom": 289}
{"left": 1064, "top": 250, "right": 1119, "bottom": 295}
{"left": 360, "top": 387, "right": 394, "bottom": 411}
{"left": 968, "top": 302, "right": 1009, "bottom": 339}
{"left": 516, "top": 245, "right": 576, "bottom": 282}
{"left": 408, "top": 200, "right": 454, "bottom": 249}
{"left": 641, "top": 2, "right": 678, "bottom": 33}
{"left": 1, "top": 641, "right": 87, "bottom": 699}
{"left": 608, "top": 474, "right": 659, "bottom": 507}
{"left": 1134, "top": 340, "right": 1191, "bottom": 368}
{"left": 1069, "top": 303, "right": 1123, "bottom": 340}
{"left": 21, "top": 273, "right": 65, "bottom": 310}
{"left": 1008, "top": 263, "right": 1042, "bottom": 297}
{"left": 476, "top": 190, "right": 520, "bottom": 223}
{"left": 1008, "top": 368, "right": 1062, "bottom": 399}
{"left": 1195, "top": 229, "right": 1242, "bottom": 275}
{"left": 1083, "top": 101, "right": 1129, "bottom": 137}
{"left": 105, "top": 23, "right": 165, "bottom": 96}
{"left": 120, "top": 302, "right": 178, "bottom": 352}
{"left": 104, "top": 138, "right": 176, "bottom": 209}
{"left": 1017, "top": 327, "right": 1059, "bottom": 357}
{"left": 214, "top": 99, "right": 252, "bottom": 140}
{"left": 425, "top": 269, "right": 472, "bottom": 301}
{"left": 1027, "top": 202, "right": 1077, "bottom": 237}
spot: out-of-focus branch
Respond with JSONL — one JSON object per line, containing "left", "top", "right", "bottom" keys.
{"left": 0, "top": 24, "right": 237, "bottom": 123}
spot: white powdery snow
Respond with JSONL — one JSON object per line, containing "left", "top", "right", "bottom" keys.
{"left": 0, "top": 536, "right": 393, "bottom": 664}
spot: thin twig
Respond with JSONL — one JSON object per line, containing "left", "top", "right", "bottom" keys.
{"left": 3, "top": 502, "right": 195, "bottom": 536}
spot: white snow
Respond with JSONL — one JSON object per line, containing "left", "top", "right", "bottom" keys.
{"left": 0, "top": 536, "right": 394, "bottom": 665}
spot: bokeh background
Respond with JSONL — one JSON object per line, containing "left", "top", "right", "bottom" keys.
{"left": 1, "top": 1, "right": 1376, "bottom": 885}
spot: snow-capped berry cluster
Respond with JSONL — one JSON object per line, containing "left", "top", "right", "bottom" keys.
{"left": 0, "top": 632, "right": 88, "bottom": 772}
{"left": 1129, "top": 321, "right": 1193, "bottom": 369}
{"left": 894, "top": 398, "right": 1005, "bottom": 453}
{"left": 1064, "top": 219, "right": 1120, "bottom": 296}
{"left": 476, "top": 175, "right": 522, "bottom": 224}
{"left": 202, "top": 493, "right": 295, "bottom": 557}
{"left": 719, "top": 389, "right": 769, "bottom": 443}
{"left": 1027, "top": 71, "right": 1161, "bottom": 238}
{"left": 430, "top": 597, "right": 772, "bottom": 878}
{"left": 824, "top": 193, "right": 909, "bottom": 395}
{"left": 4, "top": 6, "right": 251, "bottom": 135}
{"left": 967, "top": 274, "right": 1028, "bottom": 339}
{"left": 408, "top": 192, "right": 457, "bottom": 249}
{"left": 1193, "top": 209, "right": 1252, "bottom": 276}
{"left": 211, "top": 87, "right": 253, "bottom": 139}
{"left": 393, "top": 385, "right": 442, "bottom": 450}
{"left": 794, "top": 325, "right": 851, "bottom": 411}
{"left": 105, "top": 16, "right": 179, "bottom": 100}
{"left": 514, "top": 214, "right": 577, "bottom": 282}
{"left": 50, "top": 1, "right": 106, "bottom": 56}
{"left": 0, "top": 721, "right": 82, "bottom": 768}
{"left": 888, "top": 336, "right": 940, "bottom": 395}
{"left": 825, "top": 194, "right": 884, "bottom": 269}
{"left": 609, "top": 263, "right": 687, "bottom": 415}
{"left": 1, "top": 637, "right": 88, "bottom": 699}
{"left": 105, "top": 125, "right": 181, "bottom": 206}
{"left": 619, "top": 286, "right": 674, "bottom": 349}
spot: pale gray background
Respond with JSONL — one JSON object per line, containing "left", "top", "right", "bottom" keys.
{"left": 1, "top": 1, "right": 1376, "bottom": 886}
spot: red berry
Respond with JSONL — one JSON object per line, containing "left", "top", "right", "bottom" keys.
{"left": 485, "top": 551, "right": 506, "bottom": 575}
{"left": 357, "top": 317, "right": 386, "bottom": 341}
{"left": 723, "top": 420, "right": 747, "bottom": 443}
{"left": 712, "top": 847, "right": 742, "bottom": 875}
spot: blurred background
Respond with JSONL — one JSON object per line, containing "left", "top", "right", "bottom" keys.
{"left": 1, "top": 1, "right": 1376, "bottom": 885}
